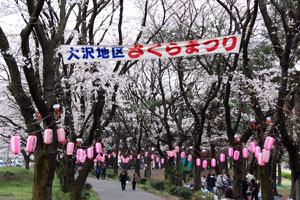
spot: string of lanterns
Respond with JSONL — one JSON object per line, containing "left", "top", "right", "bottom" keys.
{"left": 10, "top": 127, "right": 275, "bottom": 168}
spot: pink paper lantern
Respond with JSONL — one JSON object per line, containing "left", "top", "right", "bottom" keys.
{"left": 113, "top": 153, "right": 116, "bottom": 158}
{"left": 264, "top": 136, "right": 275, "bottom": 150}
{"left": 258, "top": 152, "right": 264, "bottom": 166}
{"left": 255, "top": 146, "right": 261, "bottom": 158}
{"left": 76, "top": 149, "right": 84, "bottom": 161}
{"left": 228, "top": 147, "right": 234, "bottom": 157}
{"left": 188, "top": 155, "right": 192, "bottom": 162}
{"left": 220, "top": 153, "right": 225, "bottom": 162}
{"left": 262, "top": 149, "right": 270, "bottom": 163}
{"left": 96, "top": 154, "right": 101, "bottom": 161}
{"left": 250, "top": 142, "right": 256, "bottom": 153}
{"left": 196, "top": 158, "right": 201, "bottom": 166}
{"left": 181, "top": 152, "right": 186, "bottom": 159}
{"left": 169, "top": 151, "right": 174, "bottom": 157}
{"left": 211, "top": 158, "right": 216, "bottom": 167}
{"left": 108, "top": 154, "right": 111, "bottom": 159}
{"left": 81, "top": 155, "right": 87, "bottom": 163}
{"left": 242, "top": 147, "right": 248, "bottom": 159}
{"left": 10, "top": 135, "right": 20, "bottom": 155}
{"left": 151, "top": 154, "right": 155, "bottom": 160}
{"left": 66, "top": 142, "right": 74, "bottom": 155}
{"left": 203, "top": 160, "right": 208, "bottom": 169}
{"left": 175, "top": 146, "right": 180, "bottom": 153}
{"left": 26, "top": 135, "right": 37, "bottom": 153}
{"left": 137, "top": 154, "right": 141, "bottom": 159}
{"left": 87, "top": 147, "right": 94, "bottom": 159}
{"left": 130, "top": 155, "right": 133, "bottom": 160}
{"left": 101, "top": 156, "right": 105, "bottom": 163}
{"left": 161, "top": 158, "right": 164, "bottom": 164}
{"left": 43, "top": 128, "right": 53, "bottom": 144}
{"left": 145, "top": 152, "right": 148, "bottom": 157}
{"left": 95, "top": 142, "right": 102, "bottom": 154}
{"left": 156, "top": 157, "right": 159, "bottom": 163}
{"left": 57, "top": 128, "right": 65, "bottom": 143}
{"left": 233, "top": 150, "right": 240, "bottom": 160}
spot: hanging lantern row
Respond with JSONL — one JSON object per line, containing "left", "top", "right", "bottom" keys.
{"left": 10, "top": 132, "right": 275, "bottom": 168}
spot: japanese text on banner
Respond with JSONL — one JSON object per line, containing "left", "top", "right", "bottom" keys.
{"left": 59, "top": 34, "right": 241, "bottom": 64}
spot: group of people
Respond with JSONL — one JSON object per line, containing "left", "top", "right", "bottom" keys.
{"left": 119, "top": 169, "right": 139, "bottom": 191}
{"left": 200, "top": 172, "right": 260, "bottom": 200}
{"left": 95, "top": 165, "right": 107, "bottom": 180}
{"left": 242, "top": 173, "right": 260, "bottom": 200}
{"left": 201, "top": 173, "right": 231, "bottom": 192}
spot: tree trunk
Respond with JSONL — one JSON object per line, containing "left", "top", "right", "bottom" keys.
{"left": 232, "top": 158, "right": 244, "bottom": 199}
{"left": 57, "top": 155, "right": 75, "bottom": 193}
{"left": 164, "top": 157, "right": 175, "bottom": 183}
{"left": 113, "top": 154, "right": 119, "bottom": 175}
{"left": 193, "top": 159, "right": 201, "bottom": 191}
{"left": 145, "top": 157, "right": 151, "bottom": 178}
{"left": 258, "top": 165, "right": 274, "bottom": 200}
{"left": 32, "top": 149, "right": 57, "bottom": 200}
{"left": 70, "top": 160, "right": 93, "bottom": 200}
{"left": 21, "top": 150, "right": 30, "bottom": 170}
{"left": 277, "top": 163, "right": 281, "bottom": 186}
{"left": 290, "top": 170, "right": 300, "bottom": 200}
{"left": 135, "top": 158, "right": 141, "bottom": 177}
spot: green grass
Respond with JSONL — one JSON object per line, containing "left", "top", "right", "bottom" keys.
{"left": 137, "top": 178, "right": 177, "bottom": 199}
{"left": 0, "top": 167, "right": 34, "bottom": 199}
{"left": 0, "top": 167, "right": 99, "bottom": 200}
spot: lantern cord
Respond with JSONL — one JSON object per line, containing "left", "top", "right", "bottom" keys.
{"left": 275, "top": 105, "right": 300, "bottom": 115}
{"left": 28, "top": 115, "right": 51, "bottom": 125}
{"left": 27, "top": 120, "right": 57, "bottom": 134}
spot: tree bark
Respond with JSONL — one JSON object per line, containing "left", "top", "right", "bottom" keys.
{"left": 57, "top": 155, "right": 75, "bottom": 193}
{"left": 70, "top": 159, "right": 93, "bottom": 200}
{"left": 258, "top": 165, "right": 274, "bottom": 200}
{"left": 232, "top": 158, "right": 244, "bottom": 199}
{"left": 32, "top": 149, "right": 57, "bottom": 200}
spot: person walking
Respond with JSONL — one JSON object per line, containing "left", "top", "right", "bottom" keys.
{"left": 131, "top": 170, "right": 139, "bottom": 190}
{"left": 250, "top": 179, "right": 259, "bottom": 200}
{"left": 102, "top": 166, "right": 106, "bottom": 180}
{"left": 242, "top": 177, "right": 249, "bottom": 200}
{"left": 119, "top": 169, "right": 128, "bottom": 191}
{"left": 96, "top": 165, "right": 101, "bottom": 180}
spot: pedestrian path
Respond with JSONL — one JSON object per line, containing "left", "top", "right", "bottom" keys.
{"left": 87, "top": 177, "right": 165, "bottom": 200}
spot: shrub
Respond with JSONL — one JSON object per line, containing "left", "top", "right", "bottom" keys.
{"left": 83, "top": 183, "right": 92, "bottom": 190}
{"left": 174, "top": 187, "right": 193, "bottom": 200}
{"left": 139, "top": 178, "right": 147, "bottom": 184}
{"left": 282, "top": 171, "right": 291, "bottom": 180}
{"left": 53, "top": 191, "right": 70, "bottom": 200}
{"left": 192, "top": 190, "right": 214, "bottom": 200}
{"left": 82, "top": 191, "right": 90, "bottom": 200}
{"left": 169, "top": 185, "right": 179, "bottom": 195}
{"left": 150, "top": 180, "right": 165, "bottom": 190}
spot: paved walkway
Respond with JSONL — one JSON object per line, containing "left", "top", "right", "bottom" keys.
{"left": 87, "top": 177, "right": 165, "bottom": 200}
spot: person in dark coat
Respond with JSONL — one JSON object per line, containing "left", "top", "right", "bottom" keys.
{"left": 96, "top": 166, "right": 101, "bottom": 180}
{"left": 131, "top": 170, "right": 139, "bottom": 190}
{"left": 102, "top": 166, "right": 106, "bottom": 180}
{"left": 119, "top": 169, "right": 128, "bottom": 191}
{"left": 207, "top": 173, "right": 212, "bottom": 191}
{"left": 211, "top": 174, "right": 216, "bottom": 190}
{"left": 251, "top": 179, "right": 259, "bottom": 200}
{"left": 242, "top": 177, "right": 249, "bottom": 200}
